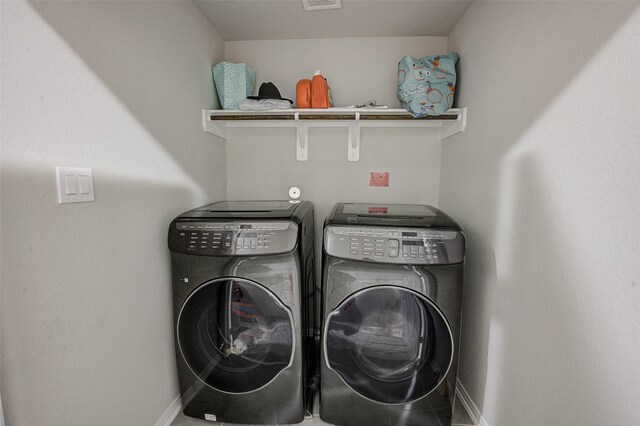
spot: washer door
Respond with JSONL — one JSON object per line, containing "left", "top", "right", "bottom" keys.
{"left": 324, "top": 286, "right": 453, "bottom": 404}
{"left": 178, "top": 277, "right": 294, "bottom": 394}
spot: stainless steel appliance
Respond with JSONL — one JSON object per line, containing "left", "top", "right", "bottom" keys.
{"left": 320, "top": 203, "right": 465, "bottom": 426}
{"left": 168, "top": 201, "right": 316, "bottom": 424}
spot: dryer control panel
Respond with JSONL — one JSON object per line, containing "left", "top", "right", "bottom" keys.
{"left": 170, "top": 221, "right": 298, "bottom": 256}
{"left": 324, "top": 225, "right": 464, "bottom": 265}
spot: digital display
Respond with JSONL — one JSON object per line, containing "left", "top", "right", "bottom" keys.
{"left": 342, "top": 204, "right": 437, "bottom": 216}
{"left": 241, "top": 233, "right": 258, "bottom": 238}
{"left": 402, "top": 232, "right": 417, "bottom": 237}
{"left": 240, "top": 225, "right": 252, "bottom": 229}
{"left": 402, "top": 241, "right": 422, "bottom": 246}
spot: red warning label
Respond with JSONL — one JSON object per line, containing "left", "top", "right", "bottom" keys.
{"left": 369, "top": 172, "right": 389, "bottom": 187}
{"left": 368, "top": 207, "right": 388, "bottom": 214}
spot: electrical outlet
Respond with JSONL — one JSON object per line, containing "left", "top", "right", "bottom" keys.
{"left": 56, "top": 166, "right": 95, "bottom": 203}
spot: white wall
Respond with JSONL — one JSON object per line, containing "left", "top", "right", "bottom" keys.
{"left": 225, "top": 37, "right": 448, "bottom": 264}
{"left": 442, "top": 2, "right": 640, "bottom": 425}
{"left": 0, "top": 2, "right": 225, "bottom": 425}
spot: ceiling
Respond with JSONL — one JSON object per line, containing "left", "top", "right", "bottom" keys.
{"left": 194, "top": 0, "right": 472, "bottom": 41}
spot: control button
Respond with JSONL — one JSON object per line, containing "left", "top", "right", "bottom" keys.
{"left": 224, "top": 242, "right": 231, "bottom": 248}
{"left": 362, "top": 243, "right": 373, "bottom": 248}
{"left": 418, "top": 254, "right": 425, "bottom": 258}
{"left": 362, "top": 238, "right": 371, "bottom": 242}
{"left": 349, "top": 250, "right": 359, "bottom": 255}
{"left": 410, "top": 254, "right": 417, "bottom": 258}
{"left": 350, "top": 238, "right": 358, "bottom": 241}
{"left": 402, "top": 253, "right": 408, "bottom": 258}
{"left": 387, "top": 231, "right": 394, "bottom": 236}
{"left": 250, "top": 246, "right": 256, "bottom": 249}
{"left": 389, "top": 248, "right": 399, "bottom": 257}
{"left": 375, "top": 239, "right": 385, "bottom": 243}
{"left": 388, "top": 239, "right": 399, "bottom": 248}
{"left": 362, "top": 251, "right": 372, "bottom": 255}
{"left": 224, "top": 225, "right": 235, "bottom": 230}
{"left": 374, "top": 252, "right": 384, "bottom": 257}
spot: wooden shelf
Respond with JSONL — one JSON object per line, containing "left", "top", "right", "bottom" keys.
{"left": 202, "top": 107, "right": 467, "bottom": 161}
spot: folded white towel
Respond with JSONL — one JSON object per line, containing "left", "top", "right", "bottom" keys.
{"left": 238, "top": 99, "right": 293, "bottom": 111}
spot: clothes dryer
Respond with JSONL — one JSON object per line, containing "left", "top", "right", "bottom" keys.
{"left": 320, "top": 203, "right": 465, "bottom": 426}
{"left": 168, "top": 201, "right": 316, "bottom": 424}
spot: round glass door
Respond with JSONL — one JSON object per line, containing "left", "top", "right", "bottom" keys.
{"left": 177, "top": 278, "right": 294, "bottom": 394}
{"left": 324, "top": 286, "right": 453, "bottom": 404}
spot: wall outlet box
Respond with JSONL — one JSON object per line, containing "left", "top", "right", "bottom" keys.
{"left": 56, "top": 166, "right": 95, "bottom": 203}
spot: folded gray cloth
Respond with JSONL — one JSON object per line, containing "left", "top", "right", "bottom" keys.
{"left": 239, "top": 99, "right": 293, "bottom": 111}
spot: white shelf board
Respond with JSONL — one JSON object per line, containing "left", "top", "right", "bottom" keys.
{"left": 202, "top": 107, "right": 467, "bottom": 161}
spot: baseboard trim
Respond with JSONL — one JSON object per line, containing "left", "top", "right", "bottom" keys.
{"left": 455, "top": 379, "right": 489, "bottom": 426}
{"left": 160, "top": 384, "right": 483, "bottom": 426}
{"left": 155, "top": 394, "right": 181, "bottom": 426}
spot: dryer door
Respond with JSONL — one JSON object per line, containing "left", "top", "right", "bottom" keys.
{"left": 324, "top": 286, "right": 453, "bottom": 404}
{"left": 177, "top": 277, "right": 294, "bottom": 394}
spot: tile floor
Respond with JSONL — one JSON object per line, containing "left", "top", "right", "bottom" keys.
{"left": 171, "top": 395, "right": 475, "bottom": 426}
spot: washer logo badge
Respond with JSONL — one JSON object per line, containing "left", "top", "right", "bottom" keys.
{"left": 204, "top": 413, "right": 217, "bottom": 421}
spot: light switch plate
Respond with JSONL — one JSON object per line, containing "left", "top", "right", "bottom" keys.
{"left": 56, "top": 166, "right": 95, "bottom": 203}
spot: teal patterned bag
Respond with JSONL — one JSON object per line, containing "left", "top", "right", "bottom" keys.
{"left": 212, "top": 62, "right": 256, "bottom": 110}
{"left": 397, "top": 53, "right": 459, "bottom": 117}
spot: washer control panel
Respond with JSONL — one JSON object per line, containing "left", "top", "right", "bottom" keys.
{"left": 324, "top": 226, "right": 464, "bottom": 265}
{"left": 172, "top": 221, "right": 298, "bottom": 255}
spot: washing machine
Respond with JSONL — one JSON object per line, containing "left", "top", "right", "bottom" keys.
{"left": 168, "top": 200, "right": 316, "bottom": 424}
{"left": 320, "top": 203, "right": 465, "bottom": 426}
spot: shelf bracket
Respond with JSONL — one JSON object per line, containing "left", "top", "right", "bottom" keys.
{"left": 348, "top": 112, "right": 361, "bottom": 162}
{"left": 202, "top": 109, "right": 229, "bottom": 139}
{"left": 296, "top": 114, "right": 309, "bottom": 161}
{"left": 440, "top": 107, "right": 467, "bottom": 140}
